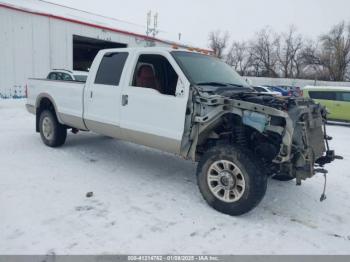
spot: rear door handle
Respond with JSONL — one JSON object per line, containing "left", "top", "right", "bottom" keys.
{"left": 122, "top": 94, "right": 128, "bottom": 106}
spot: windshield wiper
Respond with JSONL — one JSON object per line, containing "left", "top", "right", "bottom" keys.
{"left": 196, "top": 81, "right": 249, "bottom": 88}
{"left": 196, "top": 82, "right": 255, "bottom": 93}
{"left": 227, "top": 84, "right": 256, "bottom": 91}
{"left": 196, "top": 82, "right": 229, "bottom": 86}
{"left": 225, "top": 83, "right": 245, "bottom": 88}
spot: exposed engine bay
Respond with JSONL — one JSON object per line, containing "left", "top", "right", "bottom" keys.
{"left": 182, "top": 86, "right": 339, "bottom": 185}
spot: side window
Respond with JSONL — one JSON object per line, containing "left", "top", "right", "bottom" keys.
{"left": 309, "top": 91, "right": 336, "bottom": 100}
{"left": 95, "top": 52, "right": 128, "bottom": 86}
{"left": 48, "top": 73, "right": 57, "bottom": 80}
{"left": 338, "top": 92, "right": 350, "bottom": 102}
{"left": 56, "top": 73, "right": 63, "bottom": 80}
{"left": 132, "top": 54, "right": 178, "bottom": 96}
{"left": 62, "top": 73, "right": 73, "bottom": 81}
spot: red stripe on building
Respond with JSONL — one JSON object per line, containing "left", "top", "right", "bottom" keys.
{"left": 0, "top": 2, "right": 211, "bottom": 52}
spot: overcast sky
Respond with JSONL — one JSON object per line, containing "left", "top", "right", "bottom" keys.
{"left": 48, "top": 0, "right": 350, "bottom": 48}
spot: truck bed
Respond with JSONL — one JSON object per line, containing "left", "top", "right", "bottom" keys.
{"left": 27, "top": 78, "right": 86, "bottom": 129}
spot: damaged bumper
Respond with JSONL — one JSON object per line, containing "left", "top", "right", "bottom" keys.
{"left": 271, "top": 99, "right": 339, "bottom": 183}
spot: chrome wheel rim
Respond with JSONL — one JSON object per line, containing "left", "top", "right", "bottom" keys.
{"left": 207, "top": 160, "right": 246, "bottom": 203}
{"left": 42, "top": 116, "right": 54, "bottom": 140}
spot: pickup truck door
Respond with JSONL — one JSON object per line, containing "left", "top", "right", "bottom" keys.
{"left": 119, "top": 51, "right": 190, "bottom": 154}
{"left": 83, "top": 52, "right": 129, "bottom": 137}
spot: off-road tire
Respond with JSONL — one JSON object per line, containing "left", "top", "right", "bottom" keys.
{"left": 39, "top": 110, "right": 67, "bottom": 147}
{"left": 197, "top": 145, "right": 267, "bottom": 216}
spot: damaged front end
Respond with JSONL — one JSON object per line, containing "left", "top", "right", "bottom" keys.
{"left": 274, "top": 98, "right": 339, "bottom": 185}
{"left": 183, "top": 88, "right": 340, "bottom": 185}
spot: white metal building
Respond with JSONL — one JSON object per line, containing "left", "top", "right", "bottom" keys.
{"left": 0, "top": 0, "right": 203, "bottom": 98}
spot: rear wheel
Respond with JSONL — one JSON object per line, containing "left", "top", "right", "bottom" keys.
{"left": 39, "top": 110, "right": 67, "bottom": 147}
{"left": 197, "top": 145, "right": 267, "bottom": 216}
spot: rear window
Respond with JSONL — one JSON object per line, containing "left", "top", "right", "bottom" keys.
{"left": 253, "top": 86, "right": 265, "bottom": 92}
{"left": 309, "top": 91, "right": 336, "bottom": 100}
{"left": 74, "top": 75, "right": 88, "bottom": 82}
{"left": 47, "top": 72, "right": 72, "bottom": 81}
{"left": 95, "top": 52, "right": 128, "bottom": 86}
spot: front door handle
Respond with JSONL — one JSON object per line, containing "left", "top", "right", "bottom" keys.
{"left": 122, "top": 94, "right": 128, "bottom": 106}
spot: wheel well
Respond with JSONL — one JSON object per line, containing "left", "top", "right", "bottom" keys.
{"left": 195, "top": 112, "right": 282, "bottom": 176}
{"left": 195, "top": 112, "right": 281, "bottom": 159}
{"left": 36, "top": 97, "right": 57, "bottom": 132}
{"left": 197, "top": 113, "right": 240, "bottom": 148}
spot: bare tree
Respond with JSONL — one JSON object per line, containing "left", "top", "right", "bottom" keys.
{"left": 298, "top": 40, "right": 318, "bottom": 65}
{"left": 208, "top": 30, "right": 229, "bottom": 59}
{"left": 226, "top": 41, "right": 254, "bottom": 75}
{"left": 277, "top": 25, "right": 304, "bottom": 78}
{"left": 319, "top": 21, "right": 350, "bottom": 81}
{"left": 207, "top": 21, "right": 350, "bottom": 81}
{"left": 296, "top": 40, "right": 322, "bottom": 79}
{"left": 250, "top": 27, "right": 280, "bottom": 77}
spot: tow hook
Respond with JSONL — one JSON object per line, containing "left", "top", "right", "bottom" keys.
{"left": 71, "top": 128, "right": 79, "bottom": 134}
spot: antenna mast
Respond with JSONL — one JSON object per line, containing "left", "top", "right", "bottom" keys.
{"left": 146, "top": 11, "right": 159, "bottom": 37}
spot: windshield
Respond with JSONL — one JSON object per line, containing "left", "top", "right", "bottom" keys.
{"left": 171, "top": 51, "right": 249, "bottom": 88}
{"left": 74, "top": 75, "right": 88, "bottom": 82}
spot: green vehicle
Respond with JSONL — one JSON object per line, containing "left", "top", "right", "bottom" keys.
{"left": 303, "top": 86, "right": 350, "bottom": 122}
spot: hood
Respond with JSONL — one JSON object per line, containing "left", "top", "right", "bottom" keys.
{"left": 196, "top": 84, "right": 255, "bottom": 94}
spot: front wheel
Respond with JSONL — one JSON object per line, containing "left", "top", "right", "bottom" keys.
{"left": 197, "top": 146, "right": 267, "bottom": 216}
{"left": 39, "top": 110, "right": 67, "bottom": 147}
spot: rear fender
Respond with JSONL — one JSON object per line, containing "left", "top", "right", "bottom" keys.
{"left": 35, "top": 94, "right": 63, "bottom": 132}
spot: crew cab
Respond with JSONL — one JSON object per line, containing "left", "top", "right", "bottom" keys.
{"left": 26, "top": 47, "right": 338, "bottom": 216}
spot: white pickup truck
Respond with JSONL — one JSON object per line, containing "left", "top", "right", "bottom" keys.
{"left": 26, "top": 47, "right": 338, "bottom": 215}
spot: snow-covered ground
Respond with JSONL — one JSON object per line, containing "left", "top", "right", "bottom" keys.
{"left": 1, "top": 99, "right": 350, "bottom": 255}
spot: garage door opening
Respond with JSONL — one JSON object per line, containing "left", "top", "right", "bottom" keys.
{"left": 73, "top": 35, "right": 127, "bottom": 71}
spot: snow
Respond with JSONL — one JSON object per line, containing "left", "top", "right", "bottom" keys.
{"left": 0, "top": 99, "right": 350, "bottom": 255}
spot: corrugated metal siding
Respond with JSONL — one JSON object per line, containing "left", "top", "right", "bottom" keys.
{"left": 13, "top": 10, "right": 33, "bottom": 98}
{"left": 0, "top": 7, "right": 15, "bottom": 97}
{"left": 50, "top": 18, "right": 70, "bottom": 70}
{"left": 32, "top": 15, "right": 50, "bottom": 79}
{"left": 0, "top": 7, "right": 171, "bottom": 98}
{"left": 0, "top": 8, "right": 48, "bottom": 97}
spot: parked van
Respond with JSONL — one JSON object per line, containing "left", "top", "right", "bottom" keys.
{"left": 303, "top": 86, "right": 350, "bottom": 122}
